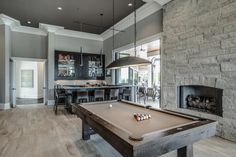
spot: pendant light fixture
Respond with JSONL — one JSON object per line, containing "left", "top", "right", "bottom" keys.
{"left": 100, "top": 13, "right": 104, "bottom": 67}
{"left": 106, "top": 0, "right": 151, "bottom": 69}
{"left": 100, "top": 49, "right": 103, "bottom": 67}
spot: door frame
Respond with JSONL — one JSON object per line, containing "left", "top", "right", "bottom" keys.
{"left": 10, "top": 57, "right": 47, "bottom": 107}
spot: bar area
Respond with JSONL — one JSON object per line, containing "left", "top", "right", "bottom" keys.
{"left": 54, "top": 50, "right": 136, "bottom": 114}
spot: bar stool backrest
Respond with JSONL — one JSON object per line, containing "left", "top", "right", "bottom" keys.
{"left": 94, "top": 90, "right": 105, "bottom": 99}
{"left": 110, "top": 88, "right": 119, "bottom": 100}
{"left": 123, "top": 89, "right": 131, "bottom": 96}
{"left": 77, "top": 91, "right": 89, "bottom": 99}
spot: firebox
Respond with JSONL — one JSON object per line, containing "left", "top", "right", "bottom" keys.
{"left": 177, "top": 85, "right": 223, "bottom": 117}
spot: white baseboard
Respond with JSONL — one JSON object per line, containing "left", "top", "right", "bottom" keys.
{"left": 0, "top": 102, "right": 11, "bottom": 110}
{"left": 47, "top": 100, "right": 55, "bottom": 106}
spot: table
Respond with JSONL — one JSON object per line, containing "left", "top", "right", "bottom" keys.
{"left": 72, "top": 100, "right": 216, "bottom": 157}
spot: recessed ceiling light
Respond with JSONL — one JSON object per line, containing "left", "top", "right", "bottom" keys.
{"left": 57, "top": 7, "right": 63, "bottom": 10}
{"left": 128, "top": 3, "right": 133, "bottom": 6}
{"left": 27, "top": 21, "right": 31, "bottom": 24}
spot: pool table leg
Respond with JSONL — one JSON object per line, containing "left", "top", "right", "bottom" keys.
{"left": 177, "top": 144, "right": 193, "bottom": 157}
{"left": 82, "top": 121, "right": 91, "bottom": 140}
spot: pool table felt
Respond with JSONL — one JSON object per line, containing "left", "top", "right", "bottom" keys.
{"left": 80, "top": 101, "right": 199, "bottom": 139}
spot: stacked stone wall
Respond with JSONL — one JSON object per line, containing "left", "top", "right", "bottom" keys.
{"left": 162, "top": 0, "right": 236, "bottom": 141}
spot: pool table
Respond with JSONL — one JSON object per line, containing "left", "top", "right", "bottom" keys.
{"left": 73, "top": 100, "right": 217, "bottom": 157}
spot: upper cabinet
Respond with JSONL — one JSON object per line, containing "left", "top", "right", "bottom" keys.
{"left": 55, "top": 51, "right": 105, "bottom": 80}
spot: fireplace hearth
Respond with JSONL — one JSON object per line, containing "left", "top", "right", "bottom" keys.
{"left": 177, "top": 85, "right": 223, "bottom": 116}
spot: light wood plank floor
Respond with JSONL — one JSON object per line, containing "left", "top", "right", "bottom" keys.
{"left": 0, "top": 104, "right": 235, "bottom": 157}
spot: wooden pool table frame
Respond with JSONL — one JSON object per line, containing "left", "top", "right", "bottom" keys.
{"left": 72, "top": 100, "right": 217, "bottom": 157}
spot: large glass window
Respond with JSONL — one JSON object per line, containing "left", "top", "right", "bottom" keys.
{"left": 114, "top": 39, "right": 161, "bottom": 108}
{"left": 115, "top": 39, "right": 161, "bottom": 87}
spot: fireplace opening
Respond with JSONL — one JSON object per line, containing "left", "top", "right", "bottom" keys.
{"left": 177, "top": 85, "right": 223, "bottom": 116}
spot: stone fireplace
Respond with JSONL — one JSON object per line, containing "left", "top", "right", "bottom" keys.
{"left": 162, "top": 0, "right": 236, "bottom": 142}
{"left": 177, "top": 85, "right": 223, "bottom": 116}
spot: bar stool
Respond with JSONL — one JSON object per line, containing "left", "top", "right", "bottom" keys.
{"left": 122, "top": 88, "right": 132, "bottom": 101}
{"left": 77, "top": 91, "right": 89, "bottom": 103}
{"left": 54, "top": 88, "right": 67, "bottom": 115}
{"left": 110, "top": 89, "right": 119, "bottom": 100}
{"left": 137, "top": 86, "right": 146, "bottom": 104}
{"left": 94, "top": 89, "right": 105, "bottom": 101}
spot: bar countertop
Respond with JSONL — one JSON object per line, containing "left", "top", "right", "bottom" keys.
{"left": 61, "top": 84, "right": 135, "bottom": 90}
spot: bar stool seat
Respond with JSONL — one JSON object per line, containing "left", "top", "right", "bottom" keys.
{"left": 94, "top": 89, "right": 105, "bottom": 101}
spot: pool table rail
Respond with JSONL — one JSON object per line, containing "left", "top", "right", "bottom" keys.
{"left": 72, "top": 100, "right": 217, "bottom": 157}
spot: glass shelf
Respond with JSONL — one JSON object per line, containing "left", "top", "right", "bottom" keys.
{"left": 57, "top": 53, "right": 76, "bottom": 77}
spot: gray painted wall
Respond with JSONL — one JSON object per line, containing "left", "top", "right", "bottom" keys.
{"left": 0, "top": 25, "right": 11, "bottom": 106}
{"left": 103, "top": 9, "right": 163, "bottom": 83}
{"left": 11, "top": 32, "right": 47, "bottom": 59}
{"left": 47, "top": 34, "right": 103, "bottom": 102}
{"left": 0, "top": 25, "right": 6, "bottom": 103}
{"left": 11, "top": 32, "right": 103, "bottom": 60}
{"left": 54, "top": 35, "right": 103, "bottom": 54}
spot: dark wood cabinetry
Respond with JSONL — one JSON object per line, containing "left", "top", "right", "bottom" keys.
{"left": 55, "top": 51, "right": 105, "bottom": 80}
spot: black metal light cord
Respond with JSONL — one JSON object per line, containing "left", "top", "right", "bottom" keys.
{"left": 134, "top": 0, "right": 137, "bottom": 57}
{"left": 112, "top": 0, "right": 115, "bottom": 54}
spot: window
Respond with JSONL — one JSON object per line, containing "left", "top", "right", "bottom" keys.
{"left": 115, "top": 39, "right": 161, "bottom": 87}
{"left": 21, "top": 70, "right": 34, "bottom": 88}
{"left": 120, "top": 68, "right": 129, "bottom": 83}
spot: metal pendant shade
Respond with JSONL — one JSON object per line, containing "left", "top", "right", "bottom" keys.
{"left": 106, "top": 56, "right": 151, "bottom": 69}
{"left": 106, "top": 0, "right": 151, "bottom": 69}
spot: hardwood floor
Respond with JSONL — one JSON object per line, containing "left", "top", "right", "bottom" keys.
{"left": 16, "top": 98, "right": 44, "bottom": 105}
{"left": 0, "top": 105, "right": 235, "bottom": 157}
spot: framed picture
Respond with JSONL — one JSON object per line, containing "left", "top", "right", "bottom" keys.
{"left": 106, "top": 69, "right": 111, "bottom": 77}
{"left": 21, "top": 70, "right": 34, "bottom": 88}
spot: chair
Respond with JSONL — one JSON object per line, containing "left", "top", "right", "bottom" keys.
{"left": 54, "top": 88, "right": 67, "bottom": 115}
{"left": 77, "top": 91, "right": 89, "bottom": 103}
{"left": 94, "top": 90, "right": 105, "bottom": 101}
{"left": 146, "top": 88, "right": 157, "bottom": 102}
{"left": 137, "top": 86, "right": 146, "bottom": 104}
{"left": 110, "top": 89, "right": 119, "bottom": 100}
{"left": 122, "top": 88, "right": 132, "bottom": 101}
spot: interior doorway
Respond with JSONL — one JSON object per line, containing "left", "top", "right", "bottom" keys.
{"left": 10, "top": 58, "right": 47, "bottom": 107}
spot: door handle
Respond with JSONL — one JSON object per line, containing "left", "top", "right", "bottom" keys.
{"left": 12, "top": 88, "right": 16, "bottom": 90}
{"left": 43, "top": 87, "right": 47, "bottom": 89}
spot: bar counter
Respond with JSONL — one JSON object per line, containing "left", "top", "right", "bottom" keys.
{"left": 59, "top": 85, "right": 137, "bottom": 109}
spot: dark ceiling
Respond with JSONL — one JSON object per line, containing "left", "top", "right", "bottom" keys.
{"left": 0, "top": 0, "right": 145, "bottom": 34}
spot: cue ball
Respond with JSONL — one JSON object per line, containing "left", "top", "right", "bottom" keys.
{"left": 109, "top": 104, "right": 113, "bottom": 108}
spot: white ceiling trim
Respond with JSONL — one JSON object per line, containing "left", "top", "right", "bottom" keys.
{"left": 0, "top": 14, "right": 103, "bottom": 40}
{"left": 0, "top": 14, "right": 20, "bottom": 28}
{"left": 0, "top": 0, "right": 169, "bottom": 41}
{"left": 143, "top": 0, "right": 172, "bottom": 6}
{"left": 101, "top": 1, "right": 162, "bottom": 40}
{"left": 153, "top": 0, "right": 173, "bottom": 6}
{"left": 11, "top": 57, "right": 47, "bottom": 63}
{"left": 12, "top": 26, "right": 47, "bottom": 36}
{"left": 56, "top": 29, "right": 103, "bottom": 41}
{"left": 39, "top": 23, "right": 64, "bottom": 33}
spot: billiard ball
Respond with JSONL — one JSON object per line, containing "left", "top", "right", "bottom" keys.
{"left": 109, "top": 104, "right": 112, "bottom": 108}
